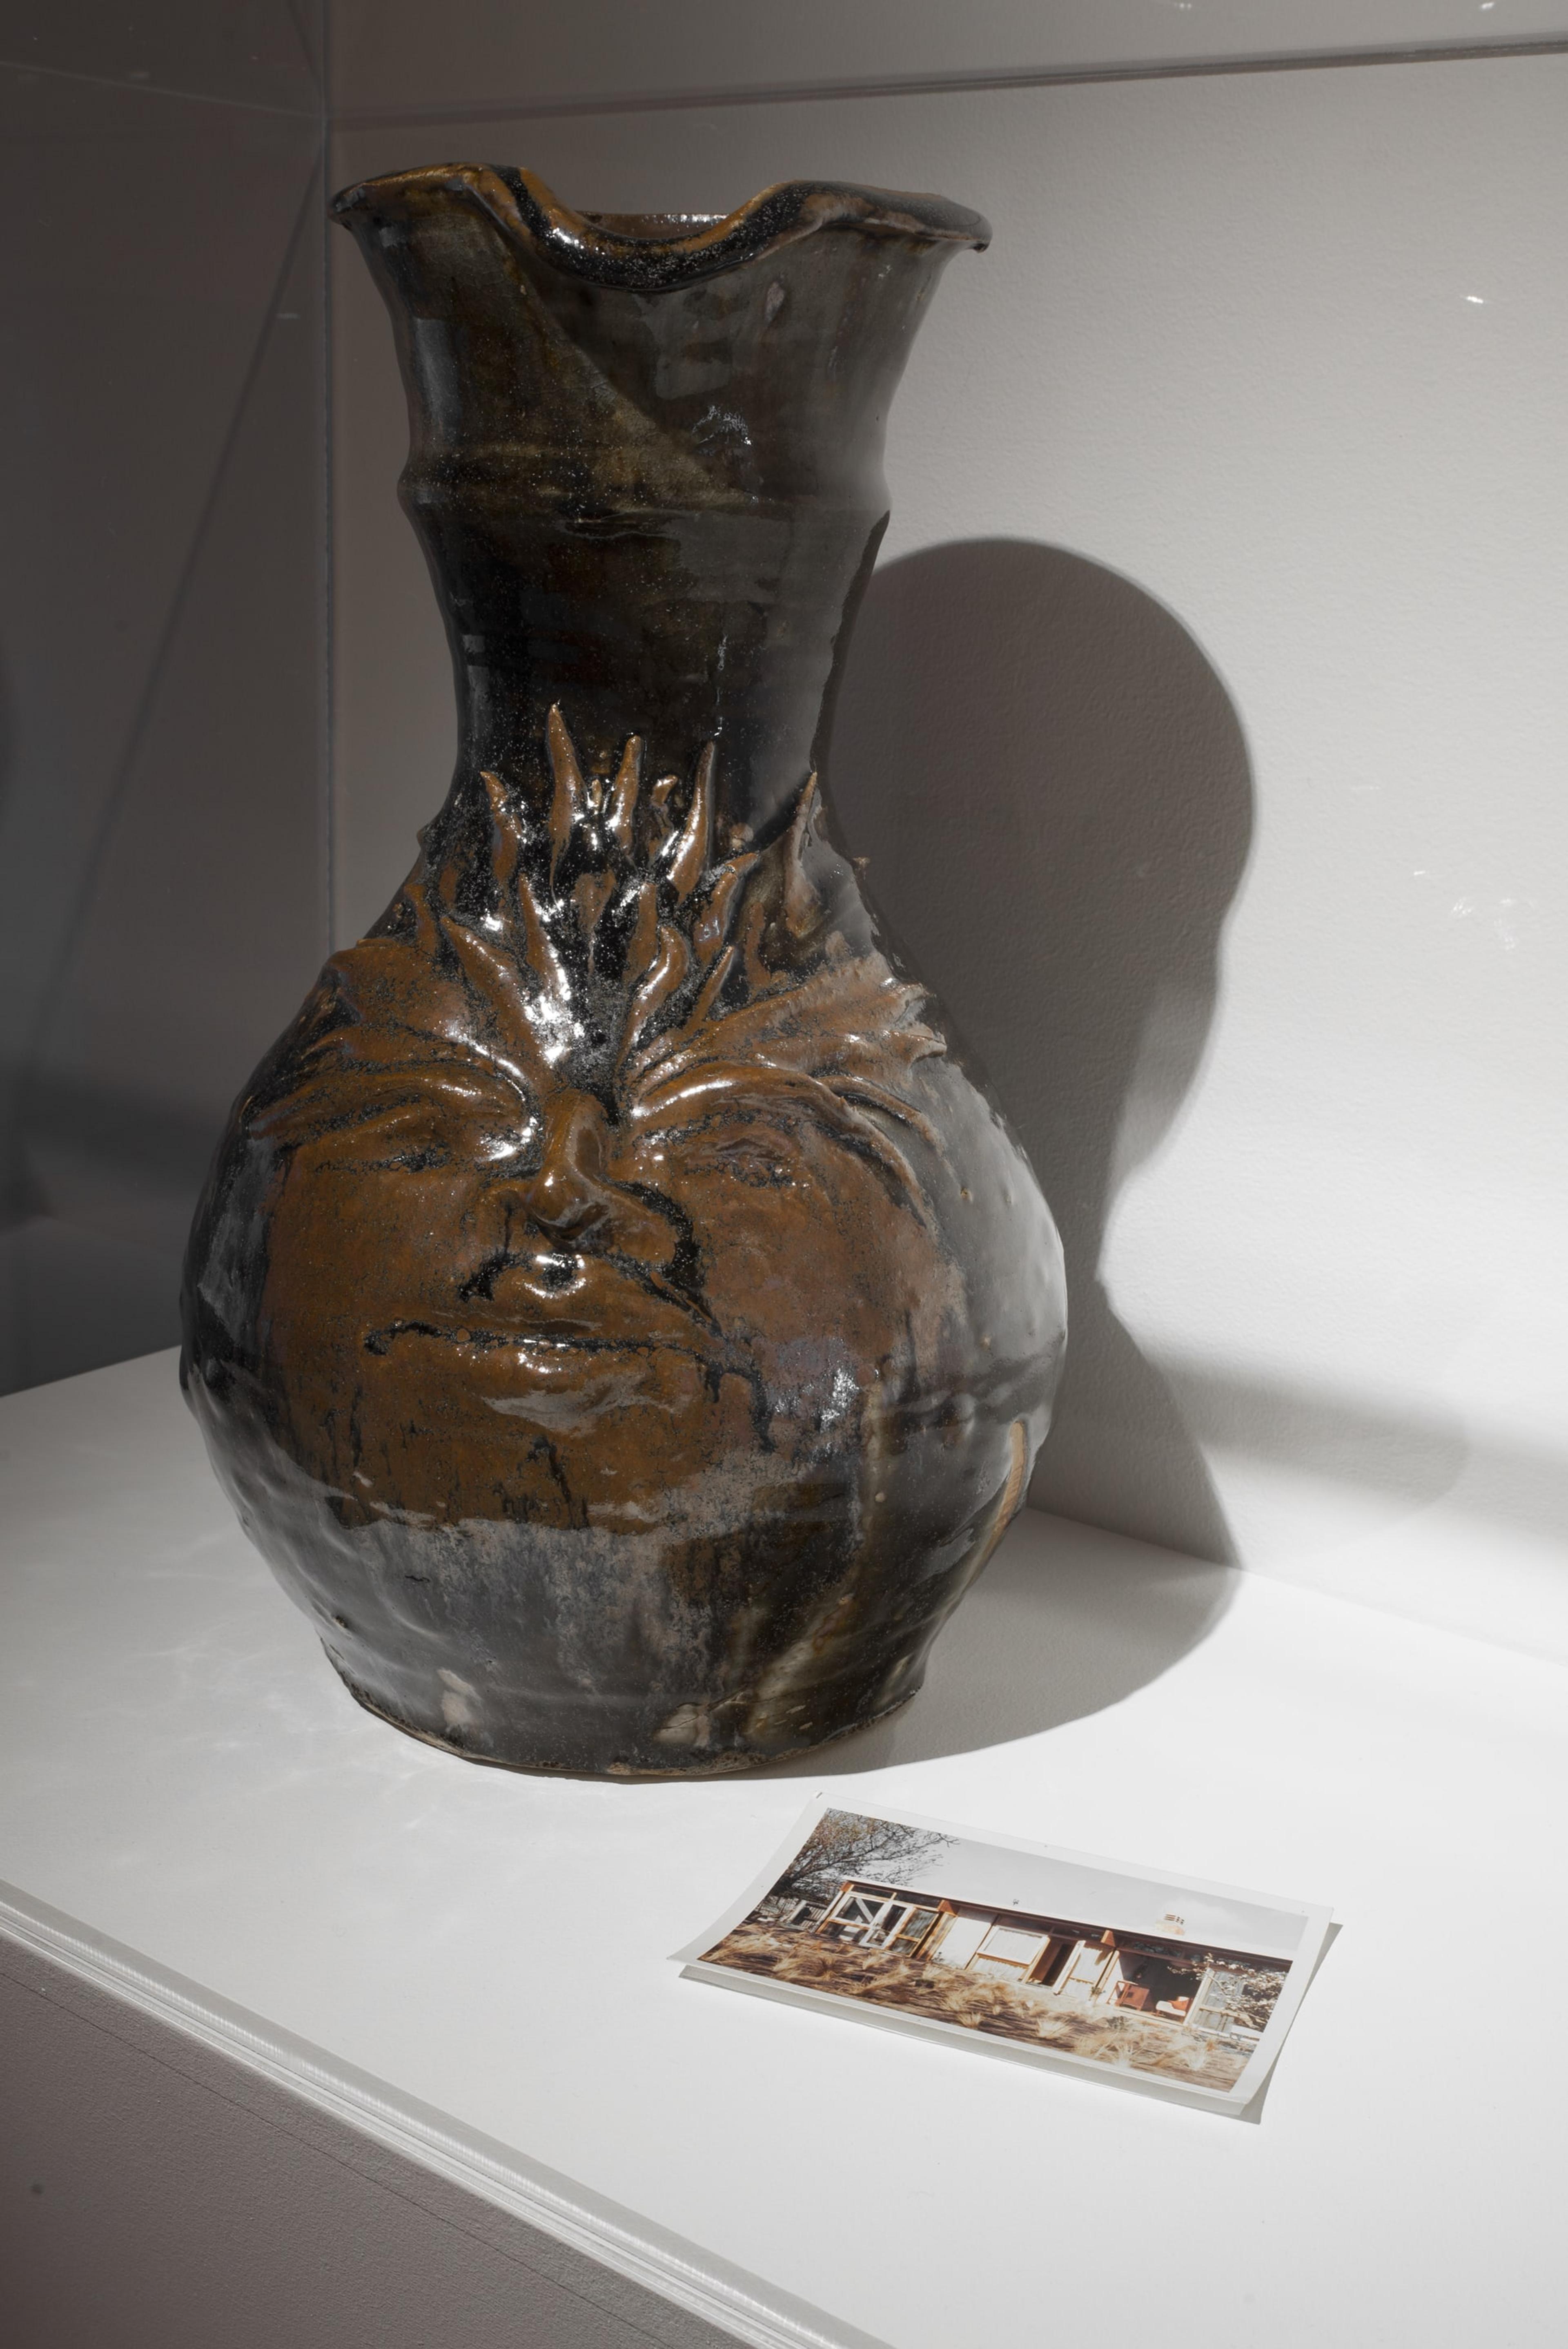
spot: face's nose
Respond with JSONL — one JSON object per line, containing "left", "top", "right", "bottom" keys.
{"left": 524, "top": 1090, "right": 614, "bottom": 1242}
{"left": 478, "top": 1089, "right": 677, "bottom": 1276}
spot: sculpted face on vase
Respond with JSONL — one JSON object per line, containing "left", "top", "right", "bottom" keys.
{"left": 182, "top": 165, "right": 1067, "bottom": 1774}
{"left": 254, "top": 716, "right": 968, "bottom": 1540}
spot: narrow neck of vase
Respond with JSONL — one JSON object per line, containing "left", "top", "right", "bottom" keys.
{"left": 336, "top": 166, "right": 985, "bottom": 842}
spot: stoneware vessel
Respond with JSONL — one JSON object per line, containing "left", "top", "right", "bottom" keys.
{"left": 183, "top": 165, "right": 1067, "bottom": 1775}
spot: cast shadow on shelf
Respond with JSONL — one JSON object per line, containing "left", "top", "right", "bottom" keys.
{"left": 782, "top": 538, "right": 1254, "bottom": 1769}
{"left": 766, "top": 1510, "right": 1238, "bottom": 1776}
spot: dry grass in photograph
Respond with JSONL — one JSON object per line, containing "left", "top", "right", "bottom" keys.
{"left": 702, "top": 1921, "right": 1258, "bottom": 2092}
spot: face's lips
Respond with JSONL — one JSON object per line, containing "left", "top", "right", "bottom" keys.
{"left": 361, "top": 1318, "right": 740, "bottom": 1438}
{"left": 355, "top": 1317, "right": 739, "bottom": 1444}
{"left": 363, "top": 1251, "right": 726, "bottom": 1370}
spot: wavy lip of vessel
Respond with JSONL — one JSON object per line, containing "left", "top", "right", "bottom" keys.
{"left": 330, "top": 162, "right": 991, "bottom": 289}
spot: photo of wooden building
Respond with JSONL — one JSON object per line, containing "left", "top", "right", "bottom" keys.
{"left": 691, "top": 1807, "right": 1320, "bottom": 2098}
{"left": 780, "top": 1878, "right": 1286, "bottom": 2040}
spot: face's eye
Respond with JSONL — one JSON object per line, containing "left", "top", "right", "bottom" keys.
{"left": 315, "top": 1113, "right": 451, "bottom": 1173}
{"left": 648, "top": 1114, "right": 810, "bottom": 1192}
{"left": 474, "top": 1125, "right": 537, "bottom": 1169}
{"left": 311, "top": 1104, "right": 536, "bottom": 1176}
{"left": 710, "top": 1138, "right": 800, "bottom": 1189}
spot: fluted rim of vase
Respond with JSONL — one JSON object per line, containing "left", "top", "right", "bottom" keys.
{"left": 331, "top": 162, "right": 991, "bottom": 289}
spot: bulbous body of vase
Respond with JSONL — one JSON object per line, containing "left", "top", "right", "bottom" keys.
{"left": 182, "top": 164, "right": 1067, "bottom": 1775}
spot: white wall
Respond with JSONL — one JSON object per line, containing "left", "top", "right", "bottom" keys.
{"left": 331, "top": 47, "right": 1568, "bottom": 1662}
{"left": 931, "top": 1914, "right": 989, "bottom": 1967}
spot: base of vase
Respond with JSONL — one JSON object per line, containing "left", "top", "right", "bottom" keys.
{"left": 332, "top": 1659, "right": 917, "bottom": 1780}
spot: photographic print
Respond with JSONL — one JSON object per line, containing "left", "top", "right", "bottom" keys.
{"left": 677, "top": 1804, "right": 1332, "bottom": 2110}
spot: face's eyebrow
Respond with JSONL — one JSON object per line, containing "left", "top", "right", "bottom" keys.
{"left": 626, "top": 1061, "right": 933, "bottom": 1211}
{"left": 632, "top": 1073, "right": 808, "bottom": 1131}
{"left": 247, "top": 1056, "right": 534, "bottom": 1147}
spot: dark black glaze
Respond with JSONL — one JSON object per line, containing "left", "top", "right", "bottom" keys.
{"left": 182, "top": 166, "right": 1066, "bottom": 1776}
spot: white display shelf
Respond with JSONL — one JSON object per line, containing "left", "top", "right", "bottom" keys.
{"left": 2, "top": 1350, "right": 1564, "bottom": 2347}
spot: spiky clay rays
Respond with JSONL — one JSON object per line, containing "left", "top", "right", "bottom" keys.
{"left": 283, "top": 707, "right": 949, "bottom": 1204}
{"left": 457, "top": 704, "right": 810, "bottom": 1100}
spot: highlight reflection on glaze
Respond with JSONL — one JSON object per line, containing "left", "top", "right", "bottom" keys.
{"left": 250, "top": 714, "right": 961, "bottom": 1527}
{"left": 182, "top": 164, "right": 1066, "bottom": 1775}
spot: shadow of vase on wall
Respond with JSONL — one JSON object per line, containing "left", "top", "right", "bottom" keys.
{"left": 830, "top": 540, "right": 1254, "bottom": 1570}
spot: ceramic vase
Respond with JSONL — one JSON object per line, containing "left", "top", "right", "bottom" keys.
{"left": 182, "top": 165, "right": 1067, "bottom": 1775}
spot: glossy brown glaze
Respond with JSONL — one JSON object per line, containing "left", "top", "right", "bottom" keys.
{"left": 182, "top": 165, "right": 1066, "bottom": 1774}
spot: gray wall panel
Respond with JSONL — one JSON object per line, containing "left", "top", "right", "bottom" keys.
{"left": 0, "top": 21, "right": 328, "bottom": 1393}
{"left": 1, "top": 0, "right": 322, "bottom": 112}
{"left": 0, "top": 1932, "right": 744, "bottom": 2349}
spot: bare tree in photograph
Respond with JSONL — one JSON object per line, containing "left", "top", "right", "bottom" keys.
{"left": 771, "top": 1811, "right": 956, "bottom": 1906}
{"left": 1197, "top": 1959, "right": 1287, "bottom": 2032}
